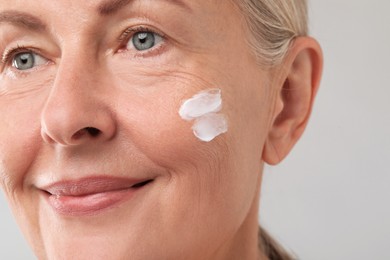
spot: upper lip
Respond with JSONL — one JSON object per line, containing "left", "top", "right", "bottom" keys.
{"left": 41, "top": 176, "right": 154, "bottom": 196}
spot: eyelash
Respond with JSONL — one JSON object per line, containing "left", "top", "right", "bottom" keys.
{"left": 1, "top": 45, "right": 33, "bottom": 66}
{"left": 0, "top": 26, "right": 166, "bottom": 69}
{"left": 119, "top": 25, "right": 164, "bottom": 43}
{"left": 117, "top": 25, "right": 166, "bottom": 56}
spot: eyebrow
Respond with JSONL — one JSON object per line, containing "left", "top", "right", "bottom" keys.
{"left": 97, "top": 0, "right": 191, "bottom": 15}
{"left": 0, "top": 0, "right": 191, "bottom": 32}
{"left": 0, "top": 10, "right": 46, "bottom": 31}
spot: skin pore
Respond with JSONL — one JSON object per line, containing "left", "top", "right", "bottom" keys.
{"left": 0, "top": 0, "right": 322, "bottom": 259}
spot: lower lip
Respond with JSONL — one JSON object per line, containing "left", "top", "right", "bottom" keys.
{"left": 45, "top": 187, "right": 144, "bottom": 216}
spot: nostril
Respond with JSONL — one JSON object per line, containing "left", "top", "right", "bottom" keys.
{"left": 72, "top": 127, "right": 101, "bottom": 140}
{"left": 85, "top": 127, "right": 101, "bottom": 137}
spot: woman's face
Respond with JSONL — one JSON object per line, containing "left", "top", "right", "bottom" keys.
{"left": 0, "top": 0, "right": 274, "bottom": 259}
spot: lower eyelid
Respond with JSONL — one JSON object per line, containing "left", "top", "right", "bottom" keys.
{"left": 119, "top": 37, "right": 167, "bottom": 59}
{"left": 127, "top": 42, "right": 167, "bottom": 59}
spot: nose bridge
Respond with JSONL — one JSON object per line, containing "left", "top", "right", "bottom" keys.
{"left": 41, "top": 45, "right": 116, "bottom": 146}
{"left": 53, "top": 47, "right": 98, "bottom": 101}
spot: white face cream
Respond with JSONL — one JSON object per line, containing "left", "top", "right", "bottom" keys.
{"left": 179, "top": 89, "right": 228, "bottom": 142}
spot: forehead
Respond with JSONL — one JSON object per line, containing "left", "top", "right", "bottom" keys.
{"left": 0, "top": 0, "right": 245, "bottom": 45}
{"left": 0, "top": 0, "right": 250, "bottom": 64}
{"left": 0, "top": 0, "right": 197, "bottom": 17}
{"left": 0, "top": 0, "right": 229, "bottom": 32}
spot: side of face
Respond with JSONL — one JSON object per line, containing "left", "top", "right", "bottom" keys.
{"left": 0, "top": 0, "right": 277, "bottom": 259}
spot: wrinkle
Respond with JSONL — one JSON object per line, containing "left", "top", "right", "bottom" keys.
{"left": 134, "top": 68, "right": 223, "bottom": 92}
{"left": 0, "top": 169, "right": 18, "bottom": 205}
{"left": 0, "top": 74, "right": 53, "bottom": 100}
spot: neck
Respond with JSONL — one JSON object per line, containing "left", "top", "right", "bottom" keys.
{"left": 212, "top": 170, "right": 269, "bottom": 260}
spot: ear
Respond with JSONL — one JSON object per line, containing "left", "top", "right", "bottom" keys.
{"left": 262, "top": 37, "right": 323, "bottom": 165}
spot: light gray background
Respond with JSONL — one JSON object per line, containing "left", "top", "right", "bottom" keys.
{"left": 1, "top": 0, "right": 389, "bottom": 259}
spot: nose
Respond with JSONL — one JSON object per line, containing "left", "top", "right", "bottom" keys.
{"left": 41, "top": 54, "right": 116, "bottom": 146}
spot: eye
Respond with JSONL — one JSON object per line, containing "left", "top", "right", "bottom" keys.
{"left": 12, "top": 51, "right": 47, "bottom": 71}
{"left": 129, "top": 31, "right": 163, "bottom": 51}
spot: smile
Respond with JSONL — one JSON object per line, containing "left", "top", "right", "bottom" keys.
{"left": 40, "top": 177, "right": 154, "bottom": 216}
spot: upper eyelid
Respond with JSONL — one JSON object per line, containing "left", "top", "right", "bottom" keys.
{"left": 1, "top": 46, "right": 35, "bottom": 64}
{"left": 118, "top": 25, "right": 166, "bottom": 44}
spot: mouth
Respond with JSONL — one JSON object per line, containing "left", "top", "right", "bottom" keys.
{"left": 40, "top": 177, "right": 154, "bottom": 216}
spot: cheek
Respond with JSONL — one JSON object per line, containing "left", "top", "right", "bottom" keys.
{"left": 0, "top": 71, "right": 55, "bottom": 189}
{"left": 0, "top": 93, "right": 47, "bottom": 193}
{"left": 112, "top": 71, "right": 246, "bottom": 240}
{"left": 112, "top": 67, "right": 241, "bottom": 205}
{"left": 113, "top": 72, "right": 226, "bottom": 170}
{"left": 113, "top": 68, "right": 258, "bottom": 213}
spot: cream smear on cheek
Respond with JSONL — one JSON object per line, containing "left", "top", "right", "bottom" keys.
{"left": 179, "top": 89, "right": 228, "bottom": 142}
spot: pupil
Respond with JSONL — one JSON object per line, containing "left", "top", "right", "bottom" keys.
{"left": 21, "top": 57, "right": 28, "bottom": 64}
{"left": 133, "top": 32, "right": 155, "bottom": 51}
{"left": 138, "top": 33, "right": 148, "bottom": 43}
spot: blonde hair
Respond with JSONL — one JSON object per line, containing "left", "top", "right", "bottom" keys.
{"left": 258, "top": 227, "right": 297, "bottom": 260}
{"left": 235, "top": 0, "right": 308, "bottom": 259}
{"left": 235, "top": 0, "right": 308, "bottom": 66}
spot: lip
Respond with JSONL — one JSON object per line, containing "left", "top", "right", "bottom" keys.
{"left": 40, "top": 176, "right": 154, "bottom": 216}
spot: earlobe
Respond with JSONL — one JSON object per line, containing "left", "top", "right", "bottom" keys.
{"left": 263, "top": 37, "right": 323, "bottom": 165}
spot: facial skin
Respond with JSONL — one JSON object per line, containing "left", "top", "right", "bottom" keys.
{"left": 0, "top": 0, "right": 322, "bottom": 259}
